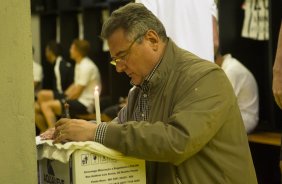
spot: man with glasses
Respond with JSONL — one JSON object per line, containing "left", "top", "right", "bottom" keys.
{"left": 42, "top": 3, "right": 257, "bottom": 184}
{"left": 110, "top": 33, "right": 145, "bottom": 66}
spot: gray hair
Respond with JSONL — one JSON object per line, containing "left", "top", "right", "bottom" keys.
{"left": 101, "top": 3, "right": 167, "bottom": 42}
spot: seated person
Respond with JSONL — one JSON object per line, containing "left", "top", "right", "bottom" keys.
{"left": 102, "top": 97, "right": 127, "bottom": 119}
{"left": 35, "top": 41, "right": 74, "bottom": 132}
{"left": 33, "top": 47, "right": 43, "bottom": 94}
{"left": 215, "top": 52, "right": 259, "bottom": 133}
{"left": 213, "top": 16, "right": 259, "bottom": 133}
{"left": 39, "top": 39, "right": 101, "bottom": 128}
{"left": 37, "top": 41, "right": 74, "bottom": 104}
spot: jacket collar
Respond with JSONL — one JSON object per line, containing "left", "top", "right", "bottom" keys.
{"left": 148, "top": 38, "right": 178, "bottom": 90}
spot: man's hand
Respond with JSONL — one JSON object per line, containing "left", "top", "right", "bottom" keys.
{"left": 53, "top": 118, "right": 98, "bottom": 144}
{"left": 40, "top": 127, "right": 55, "bottom": 140}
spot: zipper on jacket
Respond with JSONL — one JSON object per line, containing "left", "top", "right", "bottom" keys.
{"left": 176, "top": 177, "right": 183, "bottom": 184}
{"left": 175, "top": 167, "right": 183, "bottom": 184}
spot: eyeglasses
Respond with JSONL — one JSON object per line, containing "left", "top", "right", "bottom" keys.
{"left": 110, "top": 34, "right": 145, "bottom": 66}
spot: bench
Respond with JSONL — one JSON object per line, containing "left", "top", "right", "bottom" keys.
{"left": 248, "top": 132, "right": 281, "bottom": 146}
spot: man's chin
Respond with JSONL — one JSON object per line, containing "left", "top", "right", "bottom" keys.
{"left": 130, "top": 78, "right": 142, "bottom": 86}
{"left": 130, "top": 80, "right": 137, "bottom": 86}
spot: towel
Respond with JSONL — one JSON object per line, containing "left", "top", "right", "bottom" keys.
{"left": 36, "top": 136, "right": 138, "bottom": 163}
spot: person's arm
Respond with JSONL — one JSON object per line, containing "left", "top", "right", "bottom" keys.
{"left": 64, "top": 62, "right": 92, "bottom": 100}
{"left": 280, "top": 160, "right": 282, "bottom": 175}
{"left": 273, "top": 22, "right": 282, "bottom": 109}
{"left": 65, "top": 84, "right": 85, "bottom": 100}
{"left": 101, "top": 67, "right": 239, "bottom": 165}
{"left": 52, "top": 65, "right": 242, "bottom": 165}
{"left": 64, "top": 84, "right": 74, "bottom": 95}
{"left": 212, "top": 15, "right": 219, "bottom": 55}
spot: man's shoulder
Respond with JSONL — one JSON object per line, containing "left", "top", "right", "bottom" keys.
{"left": 165, "top": 40, "right": 221, "bottom": 80}
{"left": 177, "top": 54, "right": 220, "bottom": 77}
{"left": 77, "top": 58, "right": 100, "bottom": 77}
{"left": 81, "top": 57, "right": 97, "bottom": 68}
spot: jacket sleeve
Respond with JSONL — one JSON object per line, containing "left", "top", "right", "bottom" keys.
{"left": 103, "top": 68, "right": 239, "bottom": 165}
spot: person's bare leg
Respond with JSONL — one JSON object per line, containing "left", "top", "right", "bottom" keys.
{"left": 35, "top": 112, "right": 48, "bottom": 133}
{"left": 34, "top": 102, "right": 48, "bottom": 133}
{"left": 41, "top": 100, "right": 62, "bottom": 128}
{"left": 37, "top": 90, "right": 54, "bottom": 105}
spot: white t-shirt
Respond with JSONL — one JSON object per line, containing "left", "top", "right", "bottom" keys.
{"left": 135, "top": 0, "right": 215, "bottom": 62}
{"left": 221, "top": 54, "right": 259, "bottom": 133}
{"left": 75, "top": 57, "right": 101, "bottom": 113}
{"left": 33, "top": 60, "right": 43, "bottom": 82}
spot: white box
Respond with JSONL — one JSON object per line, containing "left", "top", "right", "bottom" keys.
{"left": 38, "top": 149, "right": 146, "bottom": 184}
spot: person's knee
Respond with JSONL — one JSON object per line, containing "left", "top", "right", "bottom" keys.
{"left": 35, "top": 102, "right": 41, "bottom": 113}
{"left": 41, "top": 100, "right": 62, "bottom": 115}
{"left": 40, "top": 102, "right": 48, "bottom": 111}
{"left": 41, "top": 101, "right": 55, "bottom": 112}
{"left": 37, "top": 90, "right": 53, "bottom": 104}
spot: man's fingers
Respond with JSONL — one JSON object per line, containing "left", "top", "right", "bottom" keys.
{"left": 54, "top": 120, "right": 70, "bottom": 138}
{"left": 53, "top": 132, "right": 68, "bottom": 144}
{"left": 40, "top": 127, "right": 55, "bottom": 140}
{"left": 55, "top": 118, "right": 69, "bottom": 128}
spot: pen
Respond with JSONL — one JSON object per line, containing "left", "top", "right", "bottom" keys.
{"left": 64, "top": 102, "right": 70, "bottom": 118}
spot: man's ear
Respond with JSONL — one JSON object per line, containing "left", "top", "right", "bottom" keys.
{"left": 145, "top": 30, "right": 159, "bottom": 51}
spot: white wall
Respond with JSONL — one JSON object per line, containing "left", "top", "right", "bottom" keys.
{"left": 0, "top": 1, "right": 37, "bottom": 183}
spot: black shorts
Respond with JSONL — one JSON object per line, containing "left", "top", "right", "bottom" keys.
{"left": 53, "top": 91, "right": 66, "bottom": 100}
{"left": 60, "top": 99, "right": 88, "bottom": 118}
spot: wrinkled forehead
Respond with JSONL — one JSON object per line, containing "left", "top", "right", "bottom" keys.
{"left": 107, "top": 28, "right": 131, "bottom": 57}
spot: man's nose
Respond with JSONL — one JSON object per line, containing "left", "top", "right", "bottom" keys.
{"left": 116, "top": 63, "right": 126, "bottom": 73}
